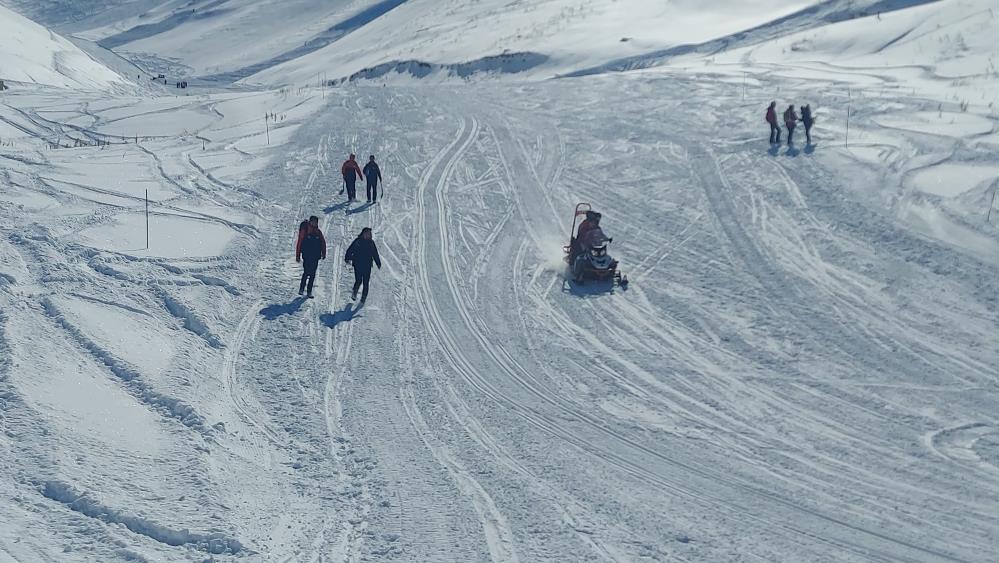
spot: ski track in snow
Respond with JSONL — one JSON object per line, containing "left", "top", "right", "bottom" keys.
{"left": 2, "top": 50, "right": 999, "bottom": 561}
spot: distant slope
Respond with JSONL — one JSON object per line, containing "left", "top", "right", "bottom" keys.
{"left": 0, "top": 3, "right": 127, "bottom": 90}
{"left": 563, "top": 0, "right": 942, "bottom": 77}
{"left": 2, "top": 0, "right": 826, "bottom": 86}
{"left": 695, "top": 0, "right": 994, "bottom": 82}
{"left": 245, "top": 0, "right": 823, "bottom": 85}
{"left": 0, "top": 0, "right": 960, "bottom": 89}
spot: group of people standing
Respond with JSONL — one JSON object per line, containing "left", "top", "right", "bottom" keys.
{"left": 766, "top": 102, "right": 815, "bottom": 146}
{"left": 341, "top": 153, "right": 383, "bottom": 203}
{"left": 293, "top": 151, "right": 386, "bottom": 303}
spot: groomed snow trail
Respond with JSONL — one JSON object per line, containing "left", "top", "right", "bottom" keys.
{"left": 2, "top": 67, "right": 998, "bottom": 561}
{"left": 215, "top": 77, "right": 999, "bottom": 561}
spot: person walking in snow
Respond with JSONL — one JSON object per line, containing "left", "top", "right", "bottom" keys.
{"left": 766, "top": 101, "right": 781, "bottom": 144}
{"left": 344, "top": 227, "right": 381, "bottom": 304}
{"left": 341, "top": 154, "right": 364, "bottom": 202}
{"left": 784, "top": 104, "right": 799, "bottom": 146}
{"left": 801, "top": 104, "right": 815, "bottom": 145}
{"left": 363, "top": 155, "right": 382, "bottom": 203}
{"left": 296, "top": 216, "right": 327, "bottom": 298}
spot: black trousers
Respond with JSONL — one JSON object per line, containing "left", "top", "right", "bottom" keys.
{"left": 366, "top": 181, "right": 378, "bottom": 202}
{"left": 786, "top": 125, "right": 795, "bottom": 145}
{"left": 300, "top": 259, "right": 319, "bottom": 294}
{"left": 345, "top": 177, "right": 357, "bottom": 200}
{"left": 804, "top": 122, "right": 812, "bottom": 144}
{"left": 352, "top": 266, "right": 371, "bottom": 301}
{"left": 769, "top": 122, "right": 781, "bottom": 144}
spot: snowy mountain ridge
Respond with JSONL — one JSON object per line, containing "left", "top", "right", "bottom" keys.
{"left": 0, "top": 0, "right": 948, "bottom": 87}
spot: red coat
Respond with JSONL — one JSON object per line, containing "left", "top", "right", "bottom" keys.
{"left": 296, "top": 226, "right": 327, "bottom": 260}
{"left": 766, "top": 106, "right": 777, "bottom": 124}
{"left": 341, "top": 159, "right": 364, "bottom": 180}
{"left": 577, "top": 219, "right": 597, "bottom": 241}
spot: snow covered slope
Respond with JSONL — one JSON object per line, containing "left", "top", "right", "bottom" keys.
{"left": 4, "top": 0, "right": 828, "bottom": 85}
{"left": 245, "top": 0, "right": 822, "bottom": 85}
{"left": 0, "top": 3, "right": 127, "bottom": 90}
{"left": 1, "top": 0, "right": 999, "bottom": 561}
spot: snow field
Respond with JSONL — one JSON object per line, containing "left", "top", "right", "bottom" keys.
{"left": 1, "top": 0, "right": 998, "bottom": 561}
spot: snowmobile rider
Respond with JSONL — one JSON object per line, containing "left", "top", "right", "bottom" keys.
{"left": 579, "top": 212, "right": 611, "bottom": 252}
{"left": 572, "top": 211, "right": 600, "bottom": 259}
{"left": 341, "top": 154, "right": 364, "bottom": 202}
{"left": 344, "top": 227, "right": 381, "bottom": 304}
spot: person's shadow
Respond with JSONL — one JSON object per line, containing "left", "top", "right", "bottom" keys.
{"left": 324, "top": 201, "right": 350, "bottom": 214}
{"left": 346, "top": 202, "right": 374, "bottom": 215}
{"left": 320, "top": 302, "right": 363, "bottom": 328}
{"left": 804, "top": 143, "right": 816, "bottom": 154}
{"left": 767, "top": 145, "right": 780, "bottom": 156}
{"left": 259, "top": 297, "right": 306, "bottom": 320}
{"left": 785, "top": 145, "right": 800, "bottom": 157}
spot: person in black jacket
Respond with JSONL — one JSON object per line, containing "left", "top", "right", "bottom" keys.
{"left": 344, "top": 227, "right": 381, "bottom": 303}
{"left": 801, "top": 104, "right": 815, "bottom": 145}
{"left": 296, "top": 220, "right": 327, "bottom": 298}
{"left": 362, "top": 155, "right": 382, "bottom": 203}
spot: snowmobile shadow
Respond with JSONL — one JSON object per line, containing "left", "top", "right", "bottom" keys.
{"left": 320, "top": 303, "right": 363, "bottom": 328}
{"left": 561, "top": 277, "right": 620, "bottom": 297}
{"left": 804, "top": 143, "right": 816, "bottom": 154}
{"left": 259, "top": 297, "right": 307, "bottom": 320}
{"left": 324, "top": 201, "right": 351, "bottom": 214}
{"left": 346, "top": 202, "right": 374, "bottom": 215}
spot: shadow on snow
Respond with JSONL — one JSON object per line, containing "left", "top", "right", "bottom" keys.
{"left": 260, "top": 297, "right": 307, "bottom": 320}
{"left": 346, "top": 202, "right": 375, "bottom": 215}
{"left": 324, "top": 201, "right": 351, "bottom": 214}
{"left": 320, "top": 303, "right": 363, "bottom": 328}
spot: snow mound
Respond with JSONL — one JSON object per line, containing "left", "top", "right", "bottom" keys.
{"left": 0, "top": 3, "right": 126, "bottom": 90}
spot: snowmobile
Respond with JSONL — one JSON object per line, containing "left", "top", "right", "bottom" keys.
{"left": 563, "top": 203, "right": 627, "bottom": 288}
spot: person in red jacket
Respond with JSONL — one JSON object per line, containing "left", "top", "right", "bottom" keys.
{"left": 341, "top": 154, "right": 364, "bottom": 202}
{"left": 766, "top": 101, "right": 780, "bottom": 144}
{"left": 296, "top": 216, "right": 326, "bottom": 261}
{"left": 296, "top": 216, "right": 327, "bottom": 298}
{"left": 571, "top": 211, "right": 600, "bottom": 260}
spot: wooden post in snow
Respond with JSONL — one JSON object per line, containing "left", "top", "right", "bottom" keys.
{"left": 265, "top": 114, "right": 270, "bottom": 145}
{"left": 145, "top": 189, "right": 149, "bottom": 250}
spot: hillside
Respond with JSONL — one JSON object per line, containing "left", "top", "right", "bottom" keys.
{"left": 1, "top": 1, "right": 998, "bottom": 561}
{"left": 0, "top": 3, "right": 127, "bottom": 90}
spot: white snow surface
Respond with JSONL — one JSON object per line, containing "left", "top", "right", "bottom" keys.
{"left": 1, "top": 1, "right": 999, "bottom": 562}
{"left": 4, "top": 0, "right": 822, "bottom": 85}
{"left": 0, "top": 3, "right": 126, "bottom": 90}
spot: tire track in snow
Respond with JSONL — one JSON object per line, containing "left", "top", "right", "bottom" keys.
{"left": 222, "top": 299, "right": 291, "bottom": 450}
{"left": 410, "top": 115, "right": 521, "bottom": 563}
{"left": 406, "top": 110, "right": 968, "bottom": 561}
